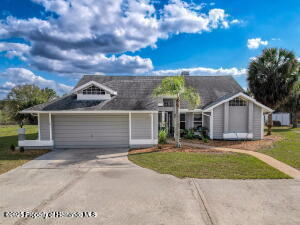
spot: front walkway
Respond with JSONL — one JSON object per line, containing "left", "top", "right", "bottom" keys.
{"left": 180, "top": 141, "right": 300, "bottom": 180}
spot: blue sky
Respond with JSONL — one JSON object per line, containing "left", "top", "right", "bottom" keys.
{"left": 0, "top": 0, "right": 299, "bottom": 98}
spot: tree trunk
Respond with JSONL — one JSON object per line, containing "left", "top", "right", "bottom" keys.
{"left": 267, "top": 113, "right": 273, "bottom": 135}
{"left": 292, "top": 111, "right": 297, "bottom": 128}
{"left": 175, "top": 97, "right": 181, "bottom": 148}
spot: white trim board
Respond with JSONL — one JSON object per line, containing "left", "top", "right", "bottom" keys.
{"left": 22, "top": 110, "right": 159, "bottom": 114}
{"left": 203, "top": 92, "right": 273, "bottom": 113}
{"left": 77, "top": 93, "right": 111, "bottom": 100}
{"left": 18, "top": 140, "right": 54, "bottom": 147}
{"left": 223, "top": 133, "right": 253, "bottom": 139}
{"left": 130, "top": 139, "right": 158, "bottom": 145}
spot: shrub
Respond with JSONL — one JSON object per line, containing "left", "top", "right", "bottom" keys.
{"left": 273, "top": 120, "right": 281, "bottom": 126}
{"left": 185, "top": 129, "right": 195, "bottom": 139}
{"left": 158, "top": 129, "right": 168, "bottom": 144}
{"left": 20, "top": 147, "right": 25, "bottom": 152}
{"left": 202, "top": 136, "right": 209, "bottom": 143}
{"left": 10, "top": 144, "right": 15, "bottom": 151}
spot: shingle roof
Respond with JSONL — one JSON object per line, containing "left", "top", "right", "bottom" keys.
{"left": 23, "top": 75, "right": 244, "bottom": 112}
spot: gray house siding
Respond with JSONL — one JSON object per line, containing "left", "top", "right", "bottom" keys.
{"left": 131, "top": 113, "right": 152, "bottom": 139}
{"left": 53, "top": 114, "right": 129, "bottom": 148}
{"left": 253, "top": 104, "right": 262, "bottom": 140}
{"left": 213, "top": 104, "right": 224, "bottom": 139}
{"left": 40, "top": 114, "right": 50, "bottom": 140}
{"left": 228, "top": 105, "right": 248, "bottom": 133}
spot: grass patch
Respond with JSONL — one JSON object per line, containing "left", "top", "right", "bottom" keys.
{"left": 0, "top": 125, "right": 49, "bottom": 174}
{"left": 129, "top": 151, "right": 290, "bottom": 179}
{"left": 259, "top": 127, "right": 300, "bottom": 170}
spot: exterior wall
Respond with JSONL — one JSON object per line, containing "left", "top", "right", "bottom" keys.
{"left": 40, "top": 113, "right": 50, "bottom": 140}
{"left": 228, "top": 104, "right": 248, "bottom": 133}
{"left": 185, "top": 112, "right": 194, "bottom": 129}
{"left": 253, "top": 104, "right": 262, "bottom": 140}
{"left": 213, "top": 104, "right": 224, "bottom": 139}
{"left": 131, "top": 113, "right": 152, "bottom": 139}
{"left": 130, "top": 112, "right": 158, "bottom": 148}
{"left": 211, "top": 101, "right": 263, "bottom": 140}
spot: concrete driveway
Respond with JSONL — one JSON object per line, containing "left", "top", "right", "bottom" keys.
{"left": 0, "top": 149, "right": 300, "bottom": 225}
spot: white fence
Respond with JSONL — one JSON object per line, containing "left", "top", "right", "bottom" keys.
{"left": 265, "top": 113, "right": 290, "bottom": 126}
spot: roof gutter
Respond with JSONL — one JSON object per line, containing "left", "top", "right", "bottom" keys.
{"left": 20, "top": 110, "right": 159, "bottom": 114}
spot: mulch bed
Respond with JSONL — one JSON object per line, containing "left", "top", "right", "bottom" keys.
{"left": 8, "top": 149, "right": 51, "bottom": 155}
{"left": 129, "top": 144, "right": 230, "bottom": 155}
{"left": 182, "top": 134, "right": 282, "bottom": 151}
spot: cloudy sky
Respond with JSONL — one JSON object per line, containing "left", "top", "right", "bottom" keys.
{"left": 0, "top": 0, "right": 299, "bottom": 98}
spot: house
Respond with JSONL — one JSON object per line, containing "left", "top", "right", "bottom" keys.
{"left": 19, "top": 74, "right": 273, "bottom": 149}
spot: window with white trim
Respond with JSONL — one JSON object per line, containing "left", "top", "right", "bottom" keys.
{"left": 180, "top": 113, "right": 186, "bottom": 129}
{"left": 229, "top": 97, "right": 247, "bottom": 106}
{"left": 82, "top": 85, "right": 106, "bottom": 95}
{"left": 194, "top": 113, "right": 202, "bottom": 128}
{"left": 163, "top": 99, "right": 174, "bottom": 107}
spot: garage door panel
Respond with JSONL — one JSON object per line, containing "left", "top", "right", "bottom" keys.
{"left": 53, "top": 115, "right": 129, "bottom": 148}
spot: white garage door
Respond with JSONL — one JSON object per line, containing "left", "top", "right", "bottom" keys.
{"left": 53, "top": 114, "right": 129, "bottom": 148}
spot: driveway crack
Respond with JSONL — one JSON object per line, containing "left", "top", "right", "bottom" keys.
{"left": 191, "top": 178, "right": 215, "bottom": 225}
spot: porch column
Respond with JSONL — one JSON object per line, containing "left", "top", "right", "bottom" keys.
{"left": 248, "top": 102, "right": 253, "bottom": 134}
{"left": 224, "top": 102, "right": 229, "bottom": 133}
{"left": 151, "top": 113, "right": 154, "bottom": 141}
{"left": 38, "top": 113, "right": 41, "bottom": 140}
{"left": 129, "top": 112, "right": 132, "bottom": 145}
{"left": 49, "top": 113, "right": 52, "bottom": 140}
{"left": 209, "top": 110, "right": 214, "bottom": 139}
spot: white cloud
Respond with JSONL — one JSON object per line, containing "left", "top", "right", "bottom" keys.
{"left": 0, "top": 0, "right": 239, "bottom": 75}
{"left": 0, "top": 68, "right": 72, "bottom": 98}
{"left": 151, "top": 66, "right": 247, "bottom": 76}
{"left": 247, "top": 38, "right": 268, "bottom": 49}
{"left": 0, "top": 42, "right": 30, "bottom": 60}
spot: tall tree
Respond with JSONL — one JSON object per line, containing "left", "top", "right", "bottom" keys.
{"left": 153, "top": 76, "right": 201, "bottom": 148}
{"left": 248, "top": 48, "right": 299, "bottom": 135}
{"left": 278, "top": 82, "right": 300, "bottom": 128}
{"left": 4, "top": 85, "right": 57, "bottom": 124}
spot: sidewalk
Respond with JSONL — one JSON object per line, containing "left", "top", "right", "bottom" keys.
{"left": 179, "top": 141, "right": 300, "bottom": 180}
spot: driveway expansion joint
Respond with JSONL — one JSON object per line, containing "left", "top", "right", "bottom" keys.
{"left": 190, "top": 178, "right": 215, "bottom": 225}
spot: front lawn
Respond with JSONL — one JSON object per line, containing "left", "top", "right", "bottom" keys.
{"left": 0, "top": 125, "right": 49, "bottom": 174}
{"left": 129, "top": 147, "right": 290, "bottom": 179}
{"left": 259, "top": 127, "right": 300, "bottom": 170}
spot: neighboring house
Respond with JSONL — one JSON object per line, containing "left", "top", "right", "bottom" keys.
{"left": 19, "top": 74, "right": 273, "bottom": 149}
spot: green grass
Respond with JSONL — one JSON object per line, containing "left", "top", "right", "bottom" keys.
{"left": 129, "top": 151, "right": 290, "bottom": 179}
{"left": 259, "top": 127, "right": 300, "bottom": 170}
{"left": 0, "top": 125, "right": 48, "bottom": 174}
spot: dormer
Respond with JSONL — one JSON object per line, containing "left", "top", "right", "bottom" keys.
{"left": 72, "top": 81, "right": 117, "bottom": 100}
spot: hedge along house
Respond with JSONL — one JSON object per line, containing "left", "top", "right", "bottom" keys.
{"left": 19, "top": 74, "right": 273, "bottom": 149}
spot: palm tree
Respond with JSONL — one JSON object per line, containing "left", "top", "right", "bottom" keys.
{"left": 153, "top": 75, "right": 201, "bottom": 148}
{"left": 248, "top": 48, "right": 299, "bottom": 135}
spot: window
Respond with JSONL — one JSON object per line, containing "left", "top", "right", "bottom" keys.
{"left": 229, "top": 97, "right": 247, "bottom": 106}
{"left": 194, "top": 113, "right": 202, "bottom": 128}
{"left": 180, "top": 113, "right": 186, "bottom": 129}
{"left": 82, "top": 85, "right": 106, "bottom": 95}
{"left": 163, "top": 99, "right": 174, "bottom": 107}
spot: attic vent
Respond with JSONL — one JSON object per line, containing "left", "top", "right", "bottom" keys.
{"left": 181, "top": 71, "right": 190, "bottom": 76}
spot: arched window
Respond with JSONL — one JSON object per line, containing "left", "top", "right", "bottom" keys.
{"left": 229, "top": 97, "right": 247, "bottom": 106}
{"left": 82, "top": 85, "right": 106, "bottom": 95}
